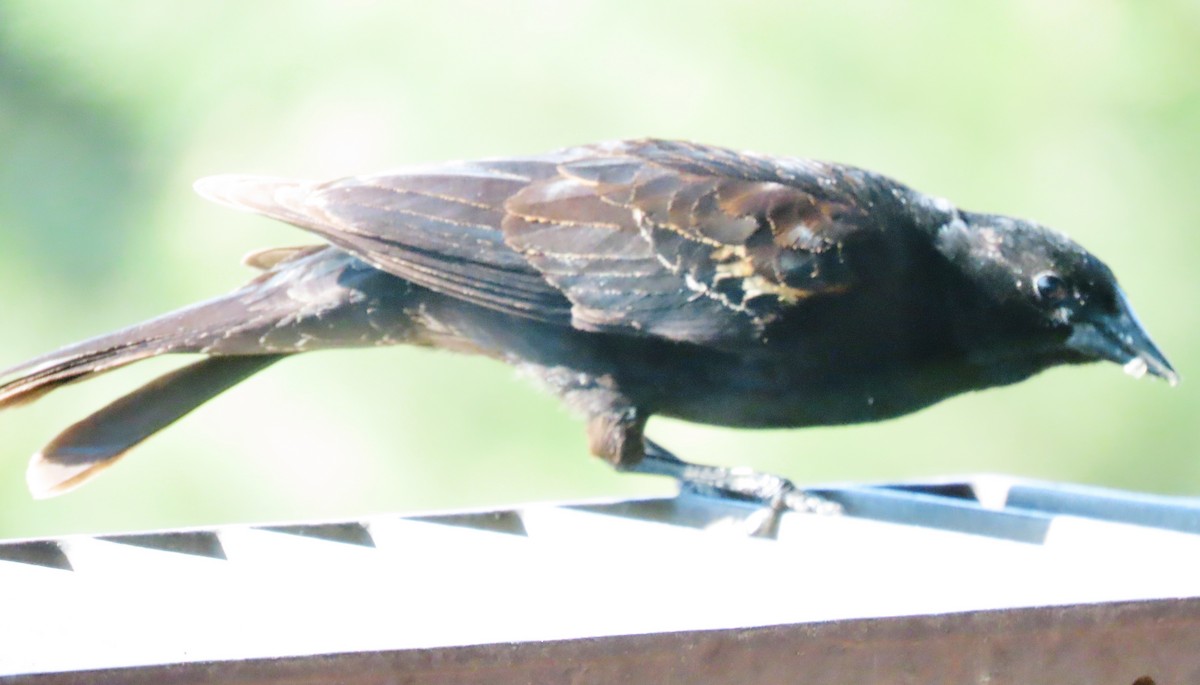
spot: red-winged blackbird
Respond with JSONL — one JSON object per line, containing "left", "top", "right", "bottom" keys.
{"left": 0, "top": 140, "right": 1177, "bottom": 503}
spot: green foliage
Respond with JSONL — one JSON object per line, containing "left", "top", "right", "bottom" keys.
{"left": 1, "top": 1, "right": 1197, "bottom": 537}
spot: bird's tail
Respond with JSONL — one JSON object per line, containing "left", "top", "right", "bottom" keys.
{"left": 0, "top": 297, "right": 284, "bottom": 414}
{"left": 0, "top": 246, "right": 407, "bottom": 497}
{"left": 17, "top": 356, "right": 283, "bottom": 498}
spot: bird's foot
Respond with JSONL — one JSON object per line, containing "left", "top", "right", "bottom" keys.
{"left": 676, "top": 464, "right": 842, "bottom": 516}
{"left": 624, "top": 439, "right": 843, "bottom": 535}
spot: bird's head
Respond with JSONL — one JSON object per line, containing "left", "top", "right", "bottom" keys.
{"left": 929, "top": 208, "right": 1178, "bottom": 385}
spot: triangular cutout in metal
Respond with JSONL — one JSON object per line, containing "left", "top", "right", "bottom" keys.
{"left": 0, "top": 540, "right": 72, "bottom": 571}
{"left": 410, "top": 510, "right": 527, "bottom": 536}
{"left": 256, "top": 522, "right": 375, "bottom": 547}
{"left": 98, "top": 531, "right": 227, "bottom": 560}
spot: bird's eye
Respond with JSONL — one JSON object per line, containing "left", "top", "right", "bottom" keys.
{"left": 1033, "top": 272, "right": 1071, "bottom": 303}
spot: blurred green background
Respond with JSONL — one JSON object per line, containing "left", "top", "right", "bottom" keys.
{"left": 0, "top": 1, "right": 1197, "bottom": 538}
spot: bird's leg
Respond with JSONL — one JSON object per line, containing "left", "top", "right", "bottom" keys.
{"left": 585, "top": 407, "right": 840, "bottom": 521}
{"left": 630, "top": 439, "right": 842, "bottom": 516}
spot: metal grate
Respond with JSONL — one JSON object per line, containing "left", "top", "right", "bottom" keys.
{"left": 2, "top": 475, "right": 1200, "bottom": 684}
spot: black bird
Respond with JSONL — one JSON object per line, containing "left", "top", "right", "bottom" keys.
{"left": 0, "top": 139, "right": 1177, "bottom": 503}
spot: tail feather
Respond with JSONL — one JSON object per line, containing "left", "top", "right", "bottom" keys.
{"left": 0, "top": 291, "right": 270, "bottom": 412}
{"left": 0, "top": 346, "right": 160, "bottom": 410}
{"left": 0, "top": 245, "right": 371, "bottom": 412}
{"left": 27, "top": 355, "right": 284, "bottom": 498}
{"left": 2, "top": 245, "right": 409, "bottom": 496}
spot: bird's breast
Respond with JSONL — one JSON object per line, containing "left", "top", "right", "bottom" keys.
{"left": 644, "top": 351, "right": 981, "bottom": 429}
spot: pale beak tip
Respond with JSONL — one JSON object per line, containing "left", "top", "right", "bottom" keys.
{"left": 1124, "top": 354, "right": 1180, "bottom": 386}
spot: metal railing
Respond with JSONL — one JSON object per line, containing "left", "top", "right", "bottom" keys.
{"left": 3, "top": 475, "right": 1199, "bottom": 684}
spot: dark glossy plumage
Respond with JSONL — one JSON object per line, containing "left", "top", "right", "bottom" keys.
{"left": 0, "top": 140, "right": 1176, "bottom": 498}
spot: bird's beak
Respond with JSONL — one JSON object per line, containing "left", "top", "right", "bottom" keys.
{"left": 1066, "top": 288, "right": 1179, "bottom": 385}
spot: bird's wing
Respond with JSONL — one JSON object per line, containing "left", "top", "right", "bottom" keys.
{"left": 504, "top": 140, "right": 894, "bottom": 345}
{"left": 196, "top": 157, "right": 577, "bottom": 324}
{"left": 197, "top": 140, "right": 896, "bottom": 348}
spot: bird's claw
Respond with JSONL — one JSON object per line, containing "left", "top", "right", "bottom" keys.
{"left": 778, "top": 488, "right": 843, "bottom": 516}
{"left": 679, "top": 466, "right": 843, "bottom": 516}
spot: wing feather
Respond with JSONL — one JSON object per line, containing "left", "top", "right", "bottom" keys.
{"left": 197, "top": 140, "right": 903, "bottom": 348}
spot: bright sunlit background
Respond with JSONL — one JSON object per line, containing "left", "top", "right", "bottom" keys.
{"left": 1, "top": 1, "right": 1197, "bottom": 538}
